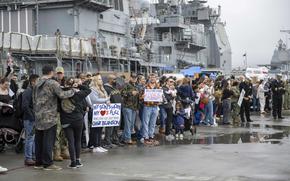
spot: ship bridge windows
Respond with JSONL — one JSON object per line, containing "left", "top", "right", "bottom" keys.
{"left": 159, "top": 46, "right": 172, "bottom": 63}
{"left": 160, "top": 46, "right": 172, "bottom": 54}
{"left": 111, "top": 0, "right": 124, "bottom": 12}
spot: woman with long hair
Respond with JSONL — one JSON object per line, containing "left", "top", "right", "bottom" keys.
{"left": 60, "top": 78, "right": 91, "bottom": 168}
{"left": 203, "top": 79, "right": 216, "bottom": 126}
{"left": 0, "top": 76, "right": 20, "bottom": 131}
{"left": 86, "top": 74, "right": 110, "bottom": 153}
{"left": 221, "top": 80, "right": 234, "bottom": 125}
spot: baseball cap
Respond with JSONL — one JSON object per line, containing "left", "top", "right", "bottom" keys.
{"left": 55, "top": 67, "right": 64, "bottom": 74}
{"left": 87, "top": 72, "right": 92, "bottom": 77}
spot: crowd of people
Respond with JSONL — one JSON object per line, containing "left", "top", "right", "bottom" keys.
{"left": 0, "top": 65, "right": 288, "bottom": 172}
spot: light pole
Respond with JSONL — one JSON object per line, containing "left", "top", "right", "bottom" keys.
{"left": 243, "top": 52, "right": 247, "bottom": 69}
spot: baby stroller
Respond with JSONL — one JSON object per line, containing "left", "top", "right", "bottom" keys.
{"left": 0, "top": 105, "right": 24, "bottom": 153}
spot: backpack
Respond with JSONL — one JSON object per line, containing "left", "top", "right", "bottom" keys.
{"left": 61, "top": 98, "right": 76, "bottom": 114}
{"left": 14, "top": 92, "right": 23, "bottom": 118}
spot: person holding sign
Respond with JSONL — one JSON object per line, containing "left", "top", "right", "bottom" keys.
{"left": 104, "top": 74, "right": 124, "bottom": 147}
{"left": 239, "top": 76, "right": 253, "bottom": 123}
{"left": 120, "top": 73, "right": 139, "bottom": 145}
{"left": 140, "top": 74, "right": 162, "bottom": 146}
{"left": 86, "top": 74, "right": 110, "bottom": 153}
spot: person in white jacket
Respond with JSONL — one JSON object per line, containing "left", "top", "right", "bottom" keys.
{"left": 86, "top": 74, "right": 110, "bottom": 153}
{"left": 257, "top": 80, "right": 266, "bottom": 114}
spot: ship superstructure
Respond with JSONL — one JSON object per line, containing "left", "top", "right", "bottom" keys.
{"left": 271, "top": 39, "right": 290, "bottom": 72}
{"left": 0, "top": 0, "right": 232, "bottom": 76}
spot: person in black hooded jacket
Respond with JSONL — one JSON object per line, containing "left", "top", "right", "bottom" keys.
{"left": 103, "top": 74, "right": 124, "bottom": 147}
{"left": 162, "top": 78, "right": 177, "bottom": 140}
{"left": 60, "top": 78, "right": 91, "bottom": 168}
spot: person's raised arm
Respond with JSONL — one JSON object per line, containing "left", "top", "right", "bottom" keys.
{"left": 51, "top": 80, "right": 74, "bottom": 99}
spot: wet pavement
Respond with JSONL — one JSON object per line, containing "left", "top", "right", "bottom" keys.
{"left": 0, "top": 112, "right": 290, "bottom": 181}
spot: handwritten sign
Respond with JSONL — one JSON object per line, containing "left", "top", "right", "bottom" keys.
{"left": 92, "top": 103, "right": 121, "bottom": 127}
{"left": 238, "top": 89, "right": 245, "bottom": 107}
{"left": 144, "top": 89, "right": 163, "bottom": 102}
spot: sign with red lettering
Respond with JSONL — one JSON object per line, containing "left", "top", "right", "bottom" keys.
{"left": 92, "top": 103, "right": 121, "bottom": 127}
{"left": 144, "top": 89, "right": 163, "bottom": 102}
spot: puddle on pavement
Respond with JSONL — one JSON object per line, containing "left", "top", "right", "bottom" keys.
{"left": 154, "top": 123, "right": 290, "bottom": 145}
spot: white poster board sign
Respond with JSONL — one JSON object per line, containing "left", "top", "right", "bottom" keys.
{"left": 92, "top": 103, "right": 121, "bottom": 127}
{"left": 238, "top": 89, "right": 245, "bottom": 107}
{"left": 144, "top": 89, "right": 163, "bottom": 102}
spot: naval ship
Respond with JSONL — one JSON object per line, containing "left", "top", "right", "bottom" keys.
{"left": 0, "top": 0, "right": 231, "bottom": 77}
{"left": 270, "top": 39, "right": 290, "bottom": 74}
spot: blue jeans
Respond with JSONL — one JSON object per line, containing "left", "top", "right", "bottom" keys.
{"left": 142, "top": 106, "right": 159, "bottom": 139}
{"left": 159, "top": 106, "right": 167, "bottom": 129}
{"left": 253, "top": 96, "right": 260, "bottom": 111}
{"left": 122, "top": 108, "right": 136, "bottom": 141}
{"left": 139, "top": 104, "right": 144, "bottom": 122}
{"left": 23, "top": 120, "right": 35, "bottom": 161}
{"left": 136, "top": 104, "right": 144, "bottom": 140}
{"left": 204, "top": 100, "right": 214, "bottom": 125}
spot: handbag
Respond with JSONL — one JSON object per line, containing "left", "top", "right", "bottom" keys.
{"left": 200, "top": 96, "right": 209, "bottom": 105}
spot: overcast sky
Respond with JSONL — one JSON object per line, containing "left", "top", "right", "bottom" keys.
{"left": 206, "top": 0, "right": 290, "bottom": 68}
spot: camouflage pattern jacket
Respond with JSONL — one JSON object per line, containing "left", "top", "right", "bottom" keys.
{"left": 231, "top": 86, "right": 240, "bottom": 103}
{"left": 121, "top": 82, "right": 139, "bottom": 110}
{"left": 33, "top": 78, "right": 75, "bottom": 130}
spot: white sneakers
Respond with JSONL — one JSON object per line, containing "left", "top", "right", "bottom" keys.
{"left": 92, "top": 147, "right": 108, "bottom": 153}
{"left": 179, "top": 134, "right": 184, "bottom": 140}
{"left": 0, "top": 166, "right": 8, "bottom": 173}
{"left": 165, "top": 134, "right": 175, "bottom": 141}
{"left": 211, "top": 122, "right": 218, "bottom": 127}
{"left": 175, "top": 134, "right": 184, "bottom": 140}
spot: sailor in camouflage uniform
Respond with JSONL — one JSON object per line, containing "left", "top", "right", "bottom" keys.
{"left": 53, "top": 67, "right": 69, "bottom": 161}
{"left": 33, "top": 66, "right": 75, "bottom": 170}
{"left": 231, "top": 81, "right": 241, "bottom": 124}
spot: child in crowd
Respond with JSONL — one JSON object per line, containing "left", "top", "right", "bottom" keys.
{"left": 174, "top": 101, "right": 186, "bottom": 140}
{"left": 165, "top": 84, "right": 177, "bottom": 112}
{"left": 193, "top": 86, "right": 204, "bottom": 125}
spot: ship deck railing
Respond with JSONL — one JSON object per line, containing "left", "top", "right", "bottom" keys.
{"left": 0, "top": 32, "right": 95, "bottom": 60}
